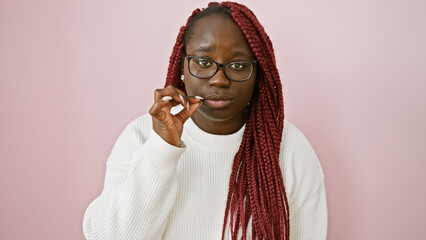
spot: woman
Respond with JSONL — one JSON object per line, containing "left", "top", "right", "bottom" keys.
{"left": 83, "top": 2, "right": 327, "bottom": 239}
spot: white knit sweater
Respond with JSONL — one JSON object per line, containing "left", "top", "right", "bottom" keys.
{"left": 83, "top": 114, "right": 327, "bottom": 239}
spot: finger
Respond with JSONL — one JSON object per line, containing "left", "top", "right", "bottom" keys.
{"left": 154, "top": 87, "right": 187, "bottom": 109}
{"left": 149, "top": 100, "right": 168, "bottom": 122}
{"left": 150, "top": 94, "right": 180, "bottom": 120}
{"left": 157, "top": 96, "right": 175, "bottom": 110}
{"left": 185, "top": 96, "right": 203, "bottom": 112}
{"left": 154, "top": 85, "right": 179, "bottom": 101}
{"left": 187, "top": 96, "right": 204, "bottom": 104}
{"left": 174, "top": 99, "right": 202, "bottom": 123}
{"left": 173, "top": 88, "right": 190, "bottom": 111}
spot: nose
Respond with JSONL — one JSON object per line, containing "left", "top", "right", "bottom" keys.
{"left": 208, "top": 67, "right": 231, "bottom": 88}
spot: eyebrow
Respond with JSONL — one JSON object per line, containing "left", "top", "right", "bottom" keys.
{"left": 193, "top": 46, "right": 253, "bottom": 59}
{"left": 193, "top": 45, "right": 215, "bottom": 52}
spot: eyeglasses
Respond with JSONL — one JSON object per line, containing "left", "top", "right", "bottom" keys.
{"left": 186, "top": 56, "right": 257, "bottom": 82}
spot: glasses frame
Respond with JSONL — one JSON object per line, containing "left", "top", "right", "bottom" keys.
{"left": 186, "top": 55, "right": 257, "bottom": 82}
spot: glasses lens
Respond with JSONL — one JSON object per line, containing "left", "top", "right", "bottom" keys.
{"left": 189, "top": 57, "right": 217, "bottom": 78}
{"left": 224, "top": 62, "right": 254, "bottom": 81}
{"left": 188, "top": 57, "right": 254, "bottom": 81}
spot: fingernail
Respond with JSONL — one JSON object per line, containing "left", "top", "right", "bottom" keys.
{"left": 194, "top": 96, "right": 204, "bottom": 100}
{"left": 161, "top": 96, "right": 172, "bottom": 101}
{"left": 179, "top": 94, "right": 185, "bottom": 103}
{"left": 187, "top": 102, "right": 189, "bottom": 111}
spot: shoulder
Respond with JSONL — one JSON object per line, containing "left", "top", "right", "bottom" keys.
{"left": 280, "top": 119, "right": 325, "bottom": 208}
{"left": 118, "top": 113, "right": 152, "bottom": 143}
{"left": 107, "top": 113, "right": 152, "bottom": 162}
{"left": 123, "top": 113, "right": 153, "bottom": 136}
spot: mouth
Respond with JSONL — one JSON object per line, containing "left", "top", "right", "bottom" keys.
{"left": 202, "top": 94, "right": 233, "bottom": 109}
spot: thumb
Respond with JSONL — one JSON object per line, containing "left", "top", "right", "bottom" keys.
{"left": 175, "top": 100, "right": 202, "bottom": 123}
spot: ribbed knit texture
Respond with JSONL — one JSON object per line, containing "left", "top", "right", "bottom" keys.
{"left": 83, "top": 114, "right": 327, "bottom": 240}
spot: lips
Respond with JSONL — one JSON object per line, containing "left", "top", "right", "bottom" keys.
{"left": 202, "top": 94, "right": 233, "bottom": 109}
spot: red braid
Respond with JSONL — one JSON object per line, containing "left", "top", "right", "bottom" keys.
{"left": 165, "top": 2, "right": 289, "bottom": 239}
{"left": 165, "top": 8, "right": 200, "bottom": 89}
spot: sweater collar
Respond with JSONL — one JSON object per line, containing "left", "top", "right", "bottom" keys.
{"left": 183, "top": 117, "right": 246, "bottom": 150}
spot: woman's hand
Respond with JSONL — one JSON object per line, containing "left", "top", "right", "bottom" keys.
{"left": 149, "top": 85, "right": 202, "bottom": 147}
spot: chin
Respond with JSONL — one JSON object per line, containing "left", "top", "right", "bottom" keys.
{"left": 195, "top": 106, "right": 245, "bottom": 123}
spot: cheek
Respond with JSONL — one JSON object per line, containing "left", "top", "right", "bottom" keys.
{"left": 183, "top": 76, "right": 199, "bottom": 96}
{"left": 182, "top": 62, "right": 193, "bottom": 93}
{"left": 243, "top": 79, "right": 257, "bottom": 101}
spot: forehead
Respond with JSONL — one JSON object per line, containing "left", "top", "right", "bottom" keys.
{"left": 185, "top": 15, "right": 254, "bottom": 59}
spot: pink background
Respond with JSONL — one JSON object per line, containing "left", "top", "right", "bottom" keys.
{"left": 1, "top": 0, "right": 425, "bottom": 239}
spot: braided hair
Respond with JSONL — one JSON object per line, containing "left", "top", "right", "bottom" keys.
{"left": 164, "top": 2, "right": 289, "bottom": 239}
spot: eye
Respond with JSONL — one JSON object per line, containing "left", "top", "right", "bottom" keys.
{"left": 229, "top": 62, "right": 248, "bottom": 71}
{"left": 195, "top": 58, "right": 213, "bottom": 68}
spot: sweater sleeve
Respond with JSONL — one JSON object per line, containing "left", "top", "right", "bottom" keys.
{"left": 280, "top": 120, "right": 328, "bottom": 240}
{"left": 82, "top": 116, "right": 184, "bottom": 240}
{"left": 290, "top": 178, "right": 328, "bottom": 240}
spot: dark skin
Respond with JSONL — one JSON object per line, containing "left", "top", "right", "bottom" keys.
{"left": 149, "top": 15, "right": 257, "bottom": 146}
